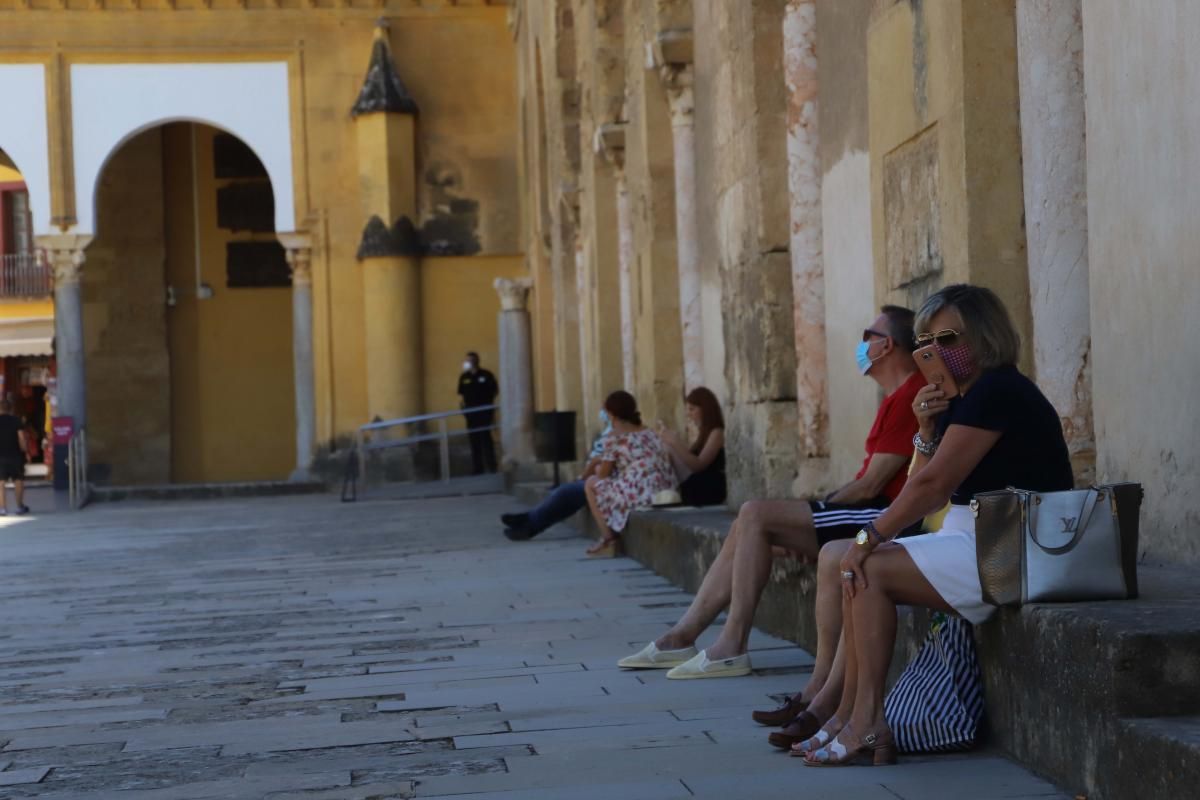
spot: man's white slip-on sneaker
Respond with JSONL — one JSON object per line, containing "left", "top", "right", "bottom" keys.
{"left": 665, "top": 650, "right": 752, "bottom": 679}
{"left": 617, "top": 642, "right": 699, "bottom": 669}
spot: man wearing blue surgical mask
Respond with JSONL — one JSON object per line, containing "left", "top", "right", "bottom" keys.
{"left": 501, "top": 407, "right": 614, "bottom": 540}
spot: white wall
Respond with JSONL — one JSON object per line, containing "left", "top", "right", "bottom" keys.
{"left": 821, "top": 150, "right": 880, "bottom": 481}
{"left": 1083, "top": 0, "right": 1200, "bottom": 564}
{"left": 0, "top": 64, "right": 52, "bottom": 235}
{"left": 71, "top": 62, "right": 295, "bottom": 236}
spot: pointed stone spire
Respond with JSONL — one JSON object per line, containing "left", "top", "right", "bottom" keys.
{"left": 351, "top": 20, "right": 419, "bottom": 117}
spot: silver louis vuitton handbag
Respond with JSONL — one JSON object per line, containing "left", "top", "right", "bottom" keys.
{"left": 971, "top": 483, "right": 1142, "bottom": 606}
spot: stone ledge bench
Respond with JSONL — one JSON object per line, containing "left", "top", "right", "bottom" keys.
{"left": 508, "top": 482, "right": 1200, "bottom": 800}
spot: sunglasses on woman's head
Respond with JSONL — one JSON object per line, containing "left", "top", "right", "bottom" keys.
{"left": 915, "top": 329, "right": 962, "bottom": 347}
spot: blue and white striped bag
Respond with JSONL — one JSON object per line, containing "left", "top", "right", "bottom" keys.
{"left": 884, "top": 612, "right": 985, "bottom": 753}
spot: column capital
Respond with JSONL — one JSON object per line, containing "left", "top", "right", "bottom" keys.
{"left": 37, "top": 234, "right": 93, "bottom": 288}
{"left": 663, "top": 73, "right": 694, "bottom": 128}
{"left": 279, "top": 232, "right": 314, "bottom": 287}
{"left": 494, "top": 277, "right": 533, "bottom": 312}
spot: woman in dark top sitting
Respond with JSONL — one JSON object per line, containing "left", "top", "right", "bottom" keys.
{"left": 656, "top": 386, "right": 726, "bottom": 506}
{"left": 802, "top": 284, "right": 1073, "bottom": 767}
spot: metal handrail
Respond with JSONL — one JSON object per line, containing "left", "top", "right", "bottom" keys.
{"left": 358, "top": 404, "right": 498, "bottom": 432}
{"left": 68, "top": 428, "right": 89, "bottom": 510}
{"left": 351, "top": 405, "right": 499, "bottom": 493}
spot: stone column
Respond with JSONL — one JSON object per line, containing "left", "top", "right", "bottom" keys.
{"left": 662, "top": 62, "right": 704, "bottom": 393}
{"left": 280, "top": 233, "right": 316, "bottom": 481}
{"left": 596, "top": 122, "right": 635, "bottom": 390}
{"left": 615, "top": 173, "right": 635, "bottom": 392}
{"left": 1016, "top": 0, "right": 1094, "bottom": 480}
{"left": 40, "top": 234, "right": 93, "bottom": 430}
{"left": 494, "top": 277, "right": 535, "bottom": 466}
{"left": 784, "top": 0, "right": 831, "bottom": 493}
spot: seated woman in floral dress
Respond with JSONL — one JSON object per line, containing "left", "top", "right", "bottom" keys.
{"left": 583, "top": 391, "right": 677, "bottom": 557}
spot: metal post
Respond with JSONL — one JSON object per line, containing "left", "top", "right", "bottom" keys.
{"left": 357, "top": 429, "right": 367, "bottom": 489}
{"left": 438, "top": 418, "right": 451, "bottom": 483}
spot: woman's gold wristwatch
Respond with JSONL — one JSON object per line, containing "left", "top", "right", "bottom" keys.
{"left": 856, "top": 521, "right": 885, "bottom": 548}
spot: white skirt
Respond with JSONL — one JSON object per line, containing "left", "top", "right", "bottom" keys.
{"left": 896, "top": 505, "right": 997, "bottom": 625}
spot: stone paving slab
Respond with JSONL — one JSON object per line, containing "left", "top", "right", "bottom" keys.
{"left": 0, "top": 493, "right": 1069, "bottom": 798}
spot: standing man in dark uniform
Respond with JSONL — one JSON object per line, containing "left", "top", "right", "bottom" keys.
{"left": 458, "top": 351, "right": 499, "bottom": 474}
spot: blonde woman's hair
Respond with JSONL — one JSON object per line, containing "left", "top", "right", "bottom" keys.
{"left": 915, "top": 284, "right": 1021, "bottom": 370}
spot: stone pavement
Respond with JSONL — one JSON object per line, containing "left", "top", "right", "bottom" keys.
{"left": 0, "top": 492, "right": 1068, "bottom": 799}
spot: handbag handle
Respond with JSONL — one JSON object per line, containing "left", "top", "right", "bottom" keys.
{"left": 1027, "top": 487, "right": 1106, "bottom": 555}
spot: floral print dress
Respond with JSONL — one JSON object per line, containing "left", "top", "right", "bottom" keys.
{"left": 593, "top": 428, "right": 677, "bottom": 533}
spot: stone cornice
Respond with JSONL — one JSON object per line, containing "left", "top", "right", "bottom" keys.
{"left": 594, "top": 122, "right": 626, "bottom": 168}
{"left": 0, "top": 0, "right": 510, "bottom": 13}
{"left": 652, "top": 28, "right": 693, "bottom": 68}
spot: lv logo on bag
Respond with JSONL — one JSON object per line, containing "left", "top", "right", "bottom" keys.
{"left": 1060, "top": 516, "right": 1078, "bottom": 533}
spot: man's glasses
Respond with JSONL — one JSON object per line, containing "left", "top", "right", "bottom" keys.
{"left": 862, "top": 329, "right": 890, "bottom": 342}
{"left": 914, "top": 329, "right": 962, "bottom": 347}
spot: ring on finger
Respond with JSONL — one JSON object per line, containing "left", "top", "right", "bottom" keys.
{"left": 841, "top": 571, "right": 855, "bottom": 580}
{"left": 919, "top": 401, "right": 929, "bottom": 411}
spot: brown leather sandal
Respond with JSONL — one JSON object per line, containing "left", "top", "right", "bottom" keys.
{"left": 788, "top": 716, "right": 843, "bottom": 757}
{"left": 767, "top": 710, "right": 822, "bottom": 750}
{"left": 803, "top": 728, "right": 897, "bottom": 767}
{"left": 751, "top": 692, "right": 808, "bottom": 726}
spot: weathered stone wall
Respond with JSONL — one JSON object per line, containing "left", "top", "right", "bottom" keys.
{"left": 1082, "top": 0, "right": 1200, "bottom": 565}
{"left": 815, "top": 0, "right": 881, "bottom": 485}
{"left": 83, "top": 129, "right": 171, "bottom": 485}
{"left": 867, "top": 0, "right": 1031, "bottom": 370}
{"left": 572, "top": 0, "right": 626, "bottom": 444}
{"left": 517, "top": 0, "right": 586, "bottom": 445}
{"left": 622, "top": 0, "right": 685, "bottom": 431}
{"left": 694, "top": 0, "right": 798, "bottom": 504}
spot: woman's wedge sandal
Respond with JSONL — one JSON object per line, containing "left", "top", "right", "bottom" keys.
{"left": 585, "top": 536, "right": 622, "bottom": 558}
{"left": 803, "top": 729, "right": 897, "bottom": 767}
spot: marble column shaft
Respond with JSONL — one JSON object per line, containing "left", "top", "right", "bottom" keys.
{"left": 615, "top": 171, "right": 636, "bottom": 392}
{"left": 284, "top": 240, "right": 317, "bottom": 480}
{"left": 666, "top": 72, "right": 704, "bottom": 394}
{"left": 494, "top": 278, "right": 535, "bottom": 465}
{"left": 42, "top": 237, "right": 92, "bottom": 431}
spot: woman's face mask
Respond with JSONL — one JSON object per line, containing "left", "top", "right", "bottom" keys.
{"left": 935, "top": 343, "right": 976, "bottom": 380}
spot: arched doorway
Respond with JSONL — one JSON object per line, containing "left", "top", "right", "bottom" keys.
{"left": 87, "top": 123, "right": 295, "bottom": 485}
{"left": 0, "top": 147, "right": 54, "bottom": 473}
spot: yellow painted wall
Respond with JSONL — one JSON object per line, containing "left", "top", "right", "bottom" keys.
{"left": 0, "top": 7, "right": 522, "bottom": 457}
{"left": 0, "top": 300, "right": 52, "bottom": 320}
{"left": 163, "top": 123, "right": 295, "bottom": 483}
{"left": 421, "top": 255, "right": 524, "bottom": 430}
